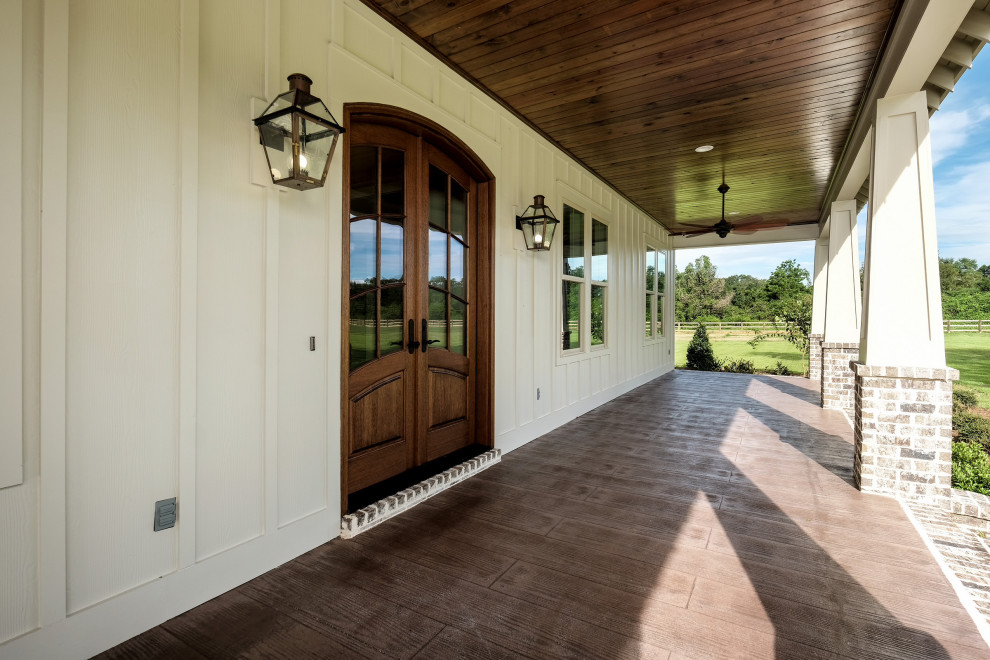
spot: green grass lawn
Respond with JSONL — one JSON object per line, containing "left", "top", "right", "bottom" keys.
{"left": 675, "top": 330, "right": 806, "bottom": 375}
{"left": 945, "top": 333, "right": 990, "bottom": 409}
{"left": 674, "top": 331, "right": 990, "bottom": 404}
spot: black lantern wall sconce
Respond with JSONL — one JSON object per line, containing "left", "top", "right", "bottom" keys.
{"left": 253, "top": 73, "right": 345, "bottom": 190}
{"left": 515, "top": 195, "right": 559, "bottom": 251}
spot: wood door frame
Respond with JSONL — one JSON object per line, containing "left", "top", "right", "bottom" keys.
{"left": 340, "top": 103, "right": 495, "bottom": 512}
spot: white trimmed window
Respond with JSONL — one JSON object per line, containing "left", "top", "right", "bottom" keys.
{"left": 561, "top": 204, "right": 608, "bottom": 352}
{"left": 645, "top": 244, "right": 666, "bottom": 340}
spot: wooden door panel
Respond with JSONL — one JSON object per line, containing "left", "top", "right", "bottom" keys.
{"left": 343, "top": 109, "right": 492, "bottom": 508}
{"left": 343, "top": 123, "right": 420, "bottom": 496}
{"left": 429, "top": 368, "right": 468, "bottom": 428}
{"left": 426, "top": 420, "right": 472, "bottom": 463}
{"left": 348, "top": 440, "right": 408, "bottom": 493}
{"left": 350, "top": 375, "right": 405, "bottom": 453}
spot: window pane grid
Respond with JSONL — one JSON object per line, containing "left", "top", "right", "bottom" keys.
{"left": 561, "top": 204, "right": 607, "bottom": 352}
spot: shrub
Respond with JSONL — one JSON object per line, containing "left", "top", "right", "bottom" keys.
{"left": 952, "top": 441, "right": 990, "bottom": 496}
{"left": 722, "top": 359, "right": 755, "bottom": 374}
{"left": 956, "top": 411, "right": 990, "bottom": 449}
{"left": 954, "top": 388, "right": 979, "bottom": 415}
{"left": 769, "top": 361, "right": 793, "bottom": 376}
{"left": 685, "top": 324, "right": 721, "bottom": 372}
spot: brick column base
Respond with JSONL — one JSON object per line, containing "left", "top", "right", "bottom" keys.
{"left": 853, "top": 363, "right": 959, "bottom": 506}
{"left": 808, "top": 334, "right": 824, "bottom": 381}
{"left": 821, "top": 342, "right": 859, "bottom": 417}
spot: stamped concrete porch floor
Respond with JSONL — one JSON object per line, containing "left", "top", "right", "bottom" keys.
{"left": 100, "top": 371, "right": 989, "bottom": 659}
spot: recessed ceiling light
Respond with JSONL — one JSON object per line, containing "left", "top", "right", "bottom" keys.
{"left": 695, "top": 145, "right": 714, "bottom": 153}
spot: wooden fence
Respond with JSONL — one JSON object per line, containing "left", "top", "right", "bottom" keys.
{"left": 674, "top": 320, "right": 989, "bottom": 333}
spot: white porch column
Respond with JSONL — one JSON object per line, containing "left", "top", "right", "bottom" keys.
{"left": 854, "top": 91, "right": 956, "bottom": 506}
{"left": 820, "top": 200, "right": 861, "bottom": 416}
{"left": 808, "top": 238, "right": 828, "bottom": 381}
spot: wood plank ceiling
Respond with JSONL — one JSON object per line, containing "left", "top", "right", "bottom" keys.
{"left": 360, "top": 0, "right": 899, "bottom": 235}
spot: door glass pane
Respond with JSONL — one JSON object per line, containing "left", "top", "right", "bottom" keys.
{"left": 429, "top": 166, "right": 447, "bottom": 229}
{"left": 450, "top": 298, "right": 466, "bottom": 356}
{"left": 646, "top": 247, "right": 657, "bottom": 293}
{"left": 380, "top": 148, "right": 404, "bottom": 215}
{"left": 645, "top": 294, "right": 653, "bottom": 338}
{"left": 591, "top": 285, "right": 605, "bottom": 346}
{"left": 350, "top": 146, "right": 377, "bottom": 217}
{"left": 380, "top": 218, "right": 404, "bottom": 285}
{"left": 450, "top": 239, "right": 466, "bottom": 300}
{"left": 429, "top": 228, "right": 448, "bottom": 290}
{"left": 349, "top": 291, "right": 377, "bottom": 370}
{"left": 428, "top": 289, "right": 447, "bottom": 350}
{"left": 657, "top": 251, "right": 666, "bottom": 294}
{"left": 562, "top": 205, "right": 584, "bottom": 277}
{"left": 380, "top": 286, "right": 404, "bottom": 358}
{"left": 349, "top": 218, "right": 377, "bottom": 296}
{"left": 450, "top": 180, "right": 467, "bottom": 242}
{"left": 591, "top": 219, "right": 608, "bottom": 282}
{"left": 562, "top": 281, "right": 581, "bottom": 350}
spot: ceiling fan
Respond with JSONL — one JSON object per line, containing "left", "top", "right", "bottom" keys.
{"left": 676, "top": 182, "right": 789, "bottom": 239}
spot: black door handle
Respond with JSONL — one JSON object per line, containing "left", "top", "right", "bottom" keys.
{"left": 406, "top": 319, "right": 420, "bottom": 354}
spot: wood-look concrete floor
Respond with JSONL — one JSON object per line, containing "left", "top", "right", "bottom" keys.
{"left": 99, "top": 371, "right": 989, "bottom": 659}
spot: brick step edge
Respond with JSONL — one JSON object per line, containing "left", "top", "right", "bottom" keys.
{"left": 340, "top": 448, "right": 502, "bottom": 539}
{"left": 952, "top": 488, "right": 990, "bottom": 522}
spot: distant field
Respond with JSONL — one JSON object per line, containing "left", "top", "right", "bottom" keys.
{"left": 945, "top": 333, "right": 990, "bottom": 409}
{"left": 674, "top": 329, "right": 806, "bottom": 375}
{"left": 675, "top": 330, "right": 990, "bottom": 398}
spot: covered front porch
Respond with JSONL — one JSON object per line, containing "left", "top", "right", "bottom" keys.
{"left": 102, "top": 370, "right": 988, "bottom": 659}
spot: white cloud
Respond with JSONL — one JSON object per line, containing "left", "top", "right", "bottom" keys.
{"left": 934, "top": 158, "right": 990, "bottom": 261}
{"left": 929, "top": 104, "right": 990, "bottom": 166}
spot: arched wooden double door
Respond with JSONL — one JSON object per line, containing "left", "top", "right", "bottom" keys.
{"left": 342, "top": 106, "right": 494, "bottom": 509}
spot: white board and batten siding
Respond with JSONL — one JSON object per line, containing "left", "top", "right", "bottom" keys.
{"left": 0, "top": 1, "right": 673, "bottom": 656}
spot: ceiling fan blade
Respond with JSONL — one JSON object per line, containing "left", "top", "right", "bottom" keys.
{"left": 728, "top": 215, "right": 764, "bottom": 226}
{"left": 734, "top": 221, "right": 798, "bottom": 235}
{"left": 676, "top": 227, "right": 716, "bottom": 238}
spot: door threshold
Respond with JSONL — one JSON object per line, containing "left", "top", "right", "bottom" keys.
{"left": 340, "top": 448, "right": 501, "bottom": 539}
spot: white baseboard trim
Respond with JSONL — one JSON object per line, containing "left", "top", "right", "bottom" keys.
{"left": 496, "top": 365, "right": 672, "bottom": 455}
{"left": 0, "top": 510, "right": 338, "bottom": 660}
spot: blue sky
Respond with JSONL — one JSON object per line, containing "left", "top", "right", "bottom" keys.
{"left": 677, "top": 57, "right": 990, "bottom": 279}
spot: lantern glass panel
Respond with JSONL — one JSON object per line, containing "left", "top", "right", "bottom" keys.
{"left": 298, "top": 116, "right": 333, "bottom": 179}
{"left": 263, "top": 91, "right": 296, "bottom": 115}
{"left": 542, "top": 217, "right": 558, "bottom": 248}
{"left": 259, "top": 114, "right": 293, "bottom": 180}
{"left": 302, "top": 98, "right": 336, "bottom": 123}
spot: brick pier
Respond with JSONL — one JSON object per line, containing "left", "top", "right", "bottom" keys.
{"left": 852, "top": 363, "right": 958, "bottom": 506}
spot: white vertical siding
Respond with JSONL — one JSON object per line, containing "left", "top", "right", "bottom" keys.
{"left": 64, "top": 0, "right": 181, "bottom": 613}
{"left": 1, "top": 0, "right": 672, "bottom": 654}
{"left": 195, "top": 0, "right": 268, "bottom": 560}
{"left": 0, "top": 0, "right": 33, "bottom": 639}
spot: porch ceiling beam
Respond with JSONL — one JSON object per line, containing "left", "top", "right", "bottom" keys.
{"left": 942, "top": 38, "right": 975, "bottom": 68}
{"left": 926, "top": 64, "right": 958, "bottom": 92}
{"left": 959, "top": 6, "right": 990, "bottom": 42}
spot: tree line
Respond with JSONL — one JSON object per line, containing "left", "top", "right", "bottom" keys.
{"left": 676, "top": 255, "right": 990, "bottom": 323}
{"left": 675, "top": 256, "right": 812, "bottom": 322}
{"left": 940, "top": 258, "right": 990, "bottom": 318}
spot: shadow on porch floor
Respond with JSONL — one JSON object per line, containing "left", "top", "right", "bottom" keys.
{"left": 100, "top": 371, "right": 988, "bottom": 659}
